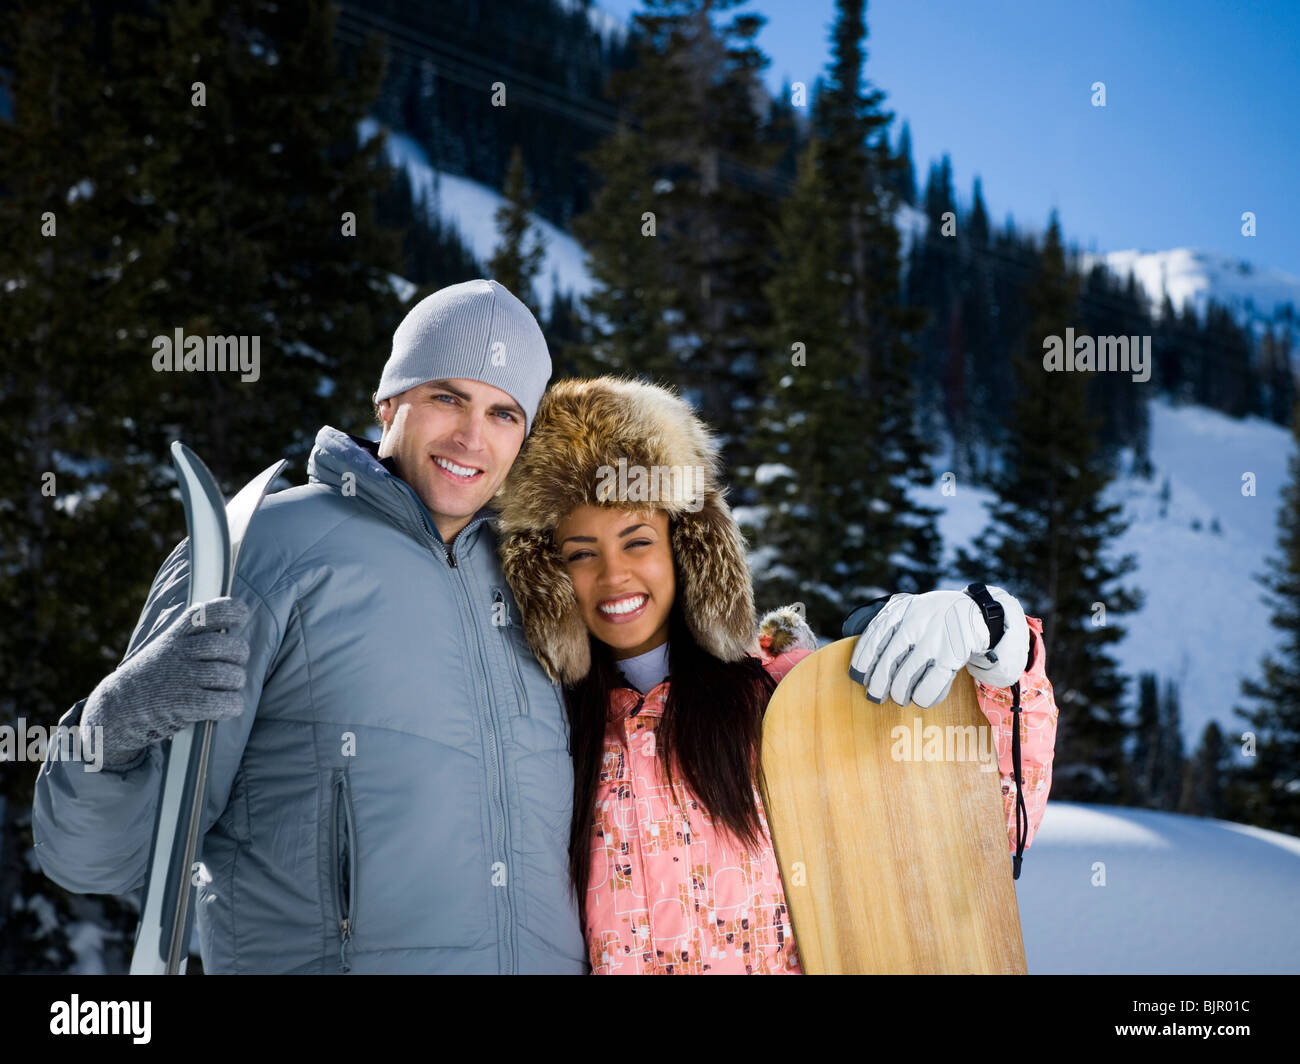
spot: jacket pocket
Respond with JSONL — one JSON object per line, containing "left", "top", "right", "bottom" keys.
{"left": 331, "top": 768, "right": 359, "bottom": 972}
{"left": 493, "top": 586, "right": 530, "bottom": 717}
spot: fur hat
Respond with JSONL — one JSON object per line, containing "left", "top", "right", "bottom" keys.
{"left": 495, "top": 376, "right": 757, "bottom": 686}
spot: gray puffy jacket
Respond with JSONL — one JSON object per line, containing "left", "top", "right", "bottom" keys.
{"left": 33, "top": 426, "right": 585, "bottom": 973}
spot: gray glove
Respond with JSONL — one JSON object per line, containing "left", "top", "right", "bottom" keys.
{"left": 80, "top": 596, "right": 251, "bottom": 769}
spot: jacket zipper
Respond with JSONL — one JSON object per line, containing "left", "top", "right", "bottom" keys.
{"left": 452, "top": 566, "right": 515, "bottom": 973}
{"left": 389, "top": 478, "right": 512, "bottom": 967}
{"left": 493, "top": 587, "right": 530, "bottom": 716}
{"left": 332, "top": 769, "right": 358, "bottom": 972}
{"left": 390, "top": 479, "right": 459, "bottom": 567}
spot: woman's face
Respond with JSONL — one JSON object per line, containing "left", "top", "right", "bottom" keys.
{"left": 553, "top": 504, "right": 675, "bottom": 661}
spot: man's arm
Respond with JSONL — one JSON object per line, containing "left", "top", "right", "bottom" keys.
{"left": 31, "top": 539, "right": 281, "bottom": 900}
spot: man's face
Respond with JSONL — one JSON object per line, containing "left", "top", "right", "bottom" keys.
{"left": 377, "top": 378, "right": 527, "bottom": 545}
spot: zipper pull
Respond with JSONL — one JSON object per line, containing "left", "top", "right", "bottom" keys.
{"left": 492, "top": 588, "right": 512, "bottom": 625}
{"left": 339, "top": 918, "right": 352, "bottom": 972}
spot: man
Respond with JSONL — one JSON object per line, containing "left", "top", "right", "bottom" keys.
{"left": 33, "top": 277, "right": 1048, "bottom": 974}
{"left": 34, "top": 279, "right": 582, "bottom": 973}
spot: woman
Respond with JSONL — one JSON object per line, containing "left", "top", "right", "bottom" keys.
{"left": 496, "top": 376, "right": 1054, "bottom": 974}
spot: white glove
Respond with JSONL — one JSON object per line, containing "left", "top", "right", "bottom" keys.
{"left": 848, "top": 587, "right": 1029, "bottom": 708}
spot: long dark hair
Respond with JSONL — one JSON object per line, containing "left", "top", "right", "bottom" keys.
{"left": 564, "top": 582, "right": 778, "bottom": 924}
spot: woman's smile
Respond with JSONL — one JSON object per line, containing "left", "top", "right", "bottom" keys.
{"left": 596, "top": 593, "right": 649, "bottom": 624}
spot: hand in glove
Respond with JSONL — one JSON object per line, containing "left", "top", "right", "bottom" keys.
{"left": 80, "top": 596, "right": 252, "bottom": 768}
{"left": 847, "top": 586, "right": 1029, "bottom": 708}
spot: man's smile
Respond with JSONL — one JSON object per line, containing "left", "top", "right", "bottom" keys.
{"left": 432, "top": 454, "right": 485, "bottom": 483}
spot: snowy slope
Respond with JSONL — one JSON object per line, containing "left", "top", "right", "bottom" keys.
{"left": 914, "top": 396, "right": 1293, "bottom": 750}
{"left": 360, "top": 118, "right": 925, "bottom": 313}
{"left": 1017, "top": 803, "right": 1300, "bottom": 973}
{"left": 358, "top": 117, "right": 595, "bottom": 318}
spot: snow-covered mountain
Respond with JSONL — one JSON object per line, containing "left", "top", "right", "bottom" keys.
{"left": 1017, "top": 803, "right": 1300, "bottom": 973}
{"left": 1082, "top": 247, "right": 1300, "bottom": 344}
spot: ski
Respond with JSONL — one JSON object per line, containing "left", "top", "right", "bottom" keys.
{"left": 129, "top": 443, "right": 285, "bottom": 975}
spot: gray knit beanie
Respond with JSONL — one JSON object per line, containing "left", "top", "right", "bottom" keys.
{"left": 375, "top": 279, "right": 552, "bottom": 435}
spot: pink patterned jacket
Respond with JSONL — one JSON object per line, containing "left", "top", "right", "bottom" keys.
{"left": 582, "top": 617, "right": 1057, "bottom": 975}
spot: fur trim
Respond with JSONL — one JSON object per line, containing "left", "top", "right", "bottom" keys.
{"left": 496, "top": 376, "right": 757, "bottom": 685}
{"left": 758, "top": 605, "right": 818, "bottom": 656}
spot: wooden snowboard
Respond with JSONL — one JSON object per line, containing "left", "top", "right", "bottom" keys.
{"left": 760, "top": 637, "right": 1027, "bottom": 974}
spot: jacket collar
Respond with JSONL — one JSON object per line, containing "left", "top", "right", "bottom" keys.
{"left": 306, "top": 425, "right": 498, "bottom": 554}
{"left": 608, "top": 679, "right": 671, "bottom": 722}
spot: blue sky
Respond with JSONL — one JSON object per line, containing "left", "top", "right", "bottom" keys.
{"left": 595, "top": 0, "right": 1300, "bottom": 277}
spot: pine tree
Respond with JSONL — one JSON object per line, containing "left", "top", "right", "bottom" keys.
{"left": 489, "top": 144, "right": 546, "bottom": 319}
{"left": 1260, "top": 323, "right": 1297, "bottom": 427}
{"left": 1076, "top": 262, "right": 1152, "bottom": 466}
{"left": 1234, "top": 393, "right": 1300, "bottom": 836}
{"left": 954, "top": 213, "right": 1142, "bottom": 803}
{"left": 569, "top": 120, "right": 675, "bottom": 381}
{"left": 909, "top": 156, "right": 963, "bottom": 439}
{"left": 544, "top": 282, "right": 588, "bottom": 381}
{"left": 746, "top": 135, "right": 889, "bottom": 630}
{"left": 1180, "top": 721, "right": 1228, "bottom": 818}
{"left": 765, "top": 80, "right": 806, "bottom": 193}
{"left": 1131, "top": 672, "right": 1160, "bottom": 804}
{"left": 0, "top": 0, "right": 158, "bottom": 974}
{"left": 957, "top": 175, "right": 995, "bottom": 478}
{"left": 1155, "top": 678, "right": 1185, "bottom": 811}
{"left": 889, "top": 120, "right": 916, "bottom": 205}
{"left": 569, "top": 0, "right": 783, "bottom": 468}
{"left": 107, "top": 0, "right": 406, "bottom": 482}
{"left": 0, "top": 0, "right": 408, "bottom": 971}
{"left": 1201, "top": 301, "right": 1257, "bottom": 419}
{"left": 805, "top": 0, "right": 940, "bottom": 596}
{"left": 375, "top": 164, "right": 482, "bottom": 298}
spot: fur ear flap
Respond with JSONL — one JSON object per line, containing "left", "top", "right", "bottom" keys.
{"left": 670, "top": 495, "right": 757, "bottom": 664}
{"left": 501, "top": 527, "right": 591, "bottom": 685}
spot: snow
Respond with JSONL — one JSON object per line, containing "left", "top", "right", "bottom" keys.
{"left": 894, "top": 202, "right": 927, "bottom": 260}
{"left": 65, "top": 919, "right": 111, "bottom": 975}
{"left": 914, "top": 396, "right": 1293, "bottom": 752}
{"left": 1017, "top": 803, "right": 1300, "bottom": 973}
{"left": 388, "top": 272, "right": 417, "bottom": 304}
{"left": 1082, "top": 247, "right": 1300, "bottom": 358}
{"left": 754, "top": 462, "right": 796, "bottom": 486}
{"left": 557, "top": 0, "right": 627, "bottom": 43}
{"left": 358, "top": 118, "right": 595, "bottom": 318}
{"left": 65, "top": 179, "right": 95, "bottom": 204}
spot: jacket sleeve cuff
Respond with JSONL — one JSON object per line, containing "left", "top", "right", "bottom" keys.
{"left": 841, "top": 594, "right": 895, "bottom": 639}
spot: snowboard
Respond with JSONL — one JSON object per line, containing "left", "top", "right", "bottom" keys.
{"left": 760, "top": 636, "right": 1027, "bottom": 974}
